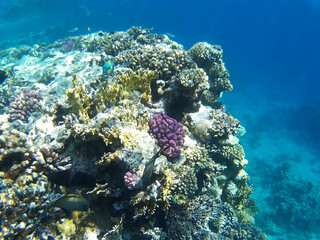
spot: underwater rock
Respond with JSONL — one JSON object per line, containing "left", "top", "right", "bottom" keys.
{"left": 47, "top": 170, "right": 96, "bottom": 188}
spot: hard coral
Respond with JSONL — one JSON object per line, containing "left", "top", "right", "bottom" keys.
{"left": 188, "top": 42, "right": 232, "bottom": 102}
{"left": 124, "top": 171, "right": 139, "bottom": 190}
{"left": 8, "top": 90, "right": 43, "bottom": 122}
{"left": 149, "top": 112, "right": 185, "bottom": 162}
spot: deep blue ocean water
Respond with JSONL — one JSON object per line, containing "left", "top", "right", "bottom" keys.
{"left": 1, "top": 0, "right": 319, "bottom": 239}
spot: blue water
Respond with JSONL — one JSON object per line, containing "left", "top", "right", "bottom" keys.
{"left": 1, "top": 0, "right": 320, "bottom": 239}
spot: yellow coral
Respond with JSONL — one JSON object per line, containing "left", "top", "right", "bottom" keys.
{"left": 95, "top": 69, "right": 158, "bottom": 111}
{"left": 112, "top": 105, "right": 149, "bottom": 131}
{"left": 117, "top": 68, "right": 158, "bottom": 104}
{"left": 160, "top": 168, "right": 177, "bottom": 203}
{"left": 66, "top": 74, "right": 93, "bottom": 122}
{"left": 57, "top": 218, "right": 76, "bottom": 236}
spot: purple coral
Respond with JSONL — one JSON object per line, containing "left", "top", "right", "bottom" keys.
{"left": 124, "top": 171, "right": 139, "bottom": 190}
{"left": 149, "top": 112, "right": 185, "bottom": 162}
{"left": 9, "top": 90, "right": 43, "bottom": 122}
{"left": 60, "top": 40, "right": 74, "bottom": 52}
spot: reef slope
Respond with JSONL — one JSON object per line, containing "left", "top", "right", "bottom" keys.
{"left": 0, "top": 27, "right": 266, "bottom": 239}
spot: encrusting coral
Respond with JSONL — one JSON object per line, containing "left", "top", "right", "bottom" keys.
{"left": 0, "top": 26, "right": 265, "bottom": 239}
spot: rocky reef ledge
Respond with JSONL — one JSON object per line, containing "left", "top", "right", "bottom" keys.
{"left": 0, "top": 27, "right": 266, "bottom": 239}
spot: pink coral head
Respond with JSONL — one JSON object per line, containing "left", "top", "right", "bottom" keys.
{"left": 124, "top": 171, "right": 139, "bottom": 190}
{"left": 149, "top": 112, "right": 185, "bottom": 162}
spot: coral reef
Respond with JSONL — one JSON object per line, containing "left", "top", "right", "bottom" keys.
{"left": 149, "top": 112, "right": 185, "bottom": 162}
{"left": 167, "top": 195, "right": 266, "bottom": 240}
{"left": 8, "top": 90, "right": 43, "bottom": 122}
{"left": 0, "top": 27, "right": 264, "bottom": 239}
{"left": 188, "top": 42, "right": 232, "bottom": 103}
{"left": 251, "top": 160, "right": 320, "bottom": 239}
{"left": 124, "top": 171, "right": 139, "bottom": 190}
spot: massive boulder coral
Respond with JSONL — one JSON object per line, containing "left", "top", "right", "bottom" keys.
{"left": 0, "top": 27, "right": 264, "bottom": 239}
{"left": 161, "top": 67, "right": 209, "bottom": 116}
{"left": 188, "top": 42, "right": 232, "bottom": 102}
{"left": 184, "top": 105, "right": 241, "bottom": 142}
{"left": 8, "top": 90, "right": 43, "bottom": 122}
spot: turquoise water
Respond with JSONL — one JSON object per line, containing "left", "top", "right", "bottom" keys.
{"left": 0, "top": 0, "right": 319, "bottom": 239}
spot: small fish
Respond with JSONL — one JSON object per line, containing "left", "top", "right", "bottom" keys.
{"left": 67, "top": 27, "right": 79, "bottom": 33}
{"left": 50, "top": 194, "right": 89, "bottom": 212}
{"left": 8, "top": 66, "right": 15, "bottom": 75}
{"left": 103, "top": 59, "right": 115, "bottom": 75}
{"left": 88, "top": 27, "right": 91, "bottom": 32}
{"left": 141, "top": 148, "right": 166, "bottom": 190}
{"left": 166, "top": 33, "right": 175, "bottom": 38}
{"left": 0, "top": 70, "right": 9, "bottom": 84}
{"left": 48, "top": 170, "right": 96, "bottom": 188}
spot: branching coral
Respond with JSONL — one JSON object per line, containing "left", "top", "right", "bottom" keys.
{"left": 163, "top": 67, "right": 209, "bottom": 117}
{"left": 94, "top": 68, "right": 158, "bottom": 110}
{"left": 66, "top": 74, "right": 94, "bottom": 122}
{"left": 167, "top": 195, "right": 265, "bottom": 240}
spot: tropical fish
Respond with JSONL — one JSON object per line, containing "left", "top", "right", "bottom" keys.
{"left": 67, "top": 27, "right": 79, "bottom": 33}
{"left": 166, "top": 33, "right": 175, "bottom": 38}
{"left": 88, "top": 27, "right": 91, "bottom": 32}
{"left": 37, "top": 194, "right": 89, "bottom": 225}
{"left": 141, "top": 148, "right": 166, "bottom": 190}
{"left": 0, "top": 70, "right": 9, "bottom": 84}
{"left": 103, "top": 59, "right": 115, "bottom": 75}
{"left": 47, "top": 170, "right": 96, "bottom": 188}
{"left": 50, "top": 194, "right": 89, "bottom": 212}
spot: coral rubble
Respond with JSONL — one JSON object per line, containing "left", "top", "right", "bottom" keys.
{"left": 0, "top": 27, "right": 265, "bottom": 239}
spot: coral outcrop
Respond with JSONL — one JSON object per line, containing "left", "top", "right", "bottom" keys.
{"left": 188, "top": 42, "right": 232, "bottom": 103}
{"left": 0, "top": 27, "right": 265, "bottom": 239}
